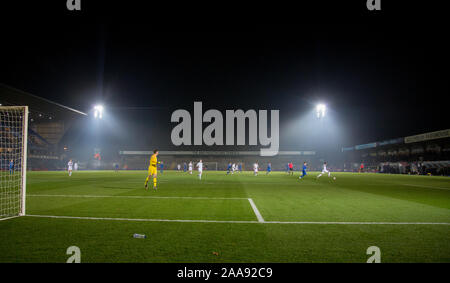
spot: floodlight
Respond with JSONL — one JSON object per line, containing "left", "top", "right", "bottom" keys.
{"left": 93, "top": 105, "right": 104, "bottom": 119}
{"left": 316, "top": 104, "right": 326, "bottom": 118}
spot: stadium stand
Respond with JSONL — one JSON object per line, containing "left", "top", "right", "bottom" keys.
{"left": 0, "top": 84, "right": 87, "bottom": 170}
{"left": 342, "top": 129, "right": 450, "bottom": 175}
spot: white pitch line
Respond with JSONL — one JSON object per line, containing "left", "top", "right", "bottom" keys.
{"left": 0, "top": 215, "right": 21, "bottom": 221}
{"left": 26, "top": 214, "right": 258, "bottom": 224}
{"left": 27, "top": 194, "right": 248, "bottom": 200}
{"left": 248, "top": 198, "right": 265, "bottom": 223}
{"left": 375, "top": 181, "right": 450, "bottom": 191}
{"left": 23, "top": 214, "right": 450, "bottom": 225}
{"left": 402, "top": 184, "right": 450, "bottom": 191}
{"left": 264, "top": 221, "right": 450, "bottom": 225}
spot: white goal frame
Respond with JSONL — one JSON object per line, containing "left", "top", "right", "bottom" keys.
{"left": 204, "top": 162, "right": 218, "bottom": 171}
{"left": 0, "top": 106, "right": 28, "bottom": 218}
{"left": 21, "top": 107, "right": 28, "bottom": 216}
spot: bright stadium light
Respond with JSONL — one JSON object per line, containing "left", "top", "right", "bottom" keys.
{"left": 316, "top": 104, "right": 326, "bottom": 119}
{"left": 94, "top": 105, "right": 104, "bottom": 119}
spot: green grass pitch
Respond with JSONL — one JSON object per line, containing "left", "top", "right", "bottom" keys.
{"left": 1, "top": 170, "right": 449, "bottom": 263}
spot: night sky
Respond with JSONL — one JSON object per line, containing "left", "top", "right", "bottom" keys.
{"left": 1, "top": 20, "right": 449, "bottom": 150}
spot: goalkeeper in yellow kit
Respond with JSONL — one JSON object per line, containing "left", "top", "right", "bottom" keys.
{"left": 145, "top": 149, "right": 159, "bottom": 190}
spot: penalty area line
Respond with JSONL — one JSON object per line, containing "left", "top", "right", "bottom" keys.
{"left": 27, "top": 194, "right": 248, "bottom": 200}
{"left": 23, "top": 215, "right": 450, "bottom": 225}
{"left": 248, "top": 198, "right": 265, "bottom": 223}
{"left": 402, "top": 184, "right": 450, "bottom": 191}
{"left": 25, "top": 214, "right": 259, "bottom": 224}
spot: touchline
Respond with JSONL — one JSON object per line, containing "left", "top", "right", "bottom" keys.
{"left": 171, "top": 102, "right": 279, "bottom": 156}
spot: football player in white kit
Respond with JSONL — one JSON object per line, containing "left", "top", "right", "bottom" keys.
{"left": 253, "top": 162, "right": 259, "bottom": 176}
{"left": 67, "top": 159, "right": 73, "bottom": 176}
{"left": 317, "top": 161, "right": 332, "bottom": 178}
{"left": 196, "top": 160, "right": 203, "bottom": 180}
{"left": 232, "top": 163, "right": 236, "bottom": 174}
{"left": 188, "top": 161, "right": 193, "bottom": 174}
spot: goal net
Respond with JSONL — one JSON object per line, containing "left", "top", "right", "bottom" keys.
{"left": 203, "top": 162, "right": 218, "bottom": 171}
{"left": 0, "top": 106, "right": 28, "bottom": 219}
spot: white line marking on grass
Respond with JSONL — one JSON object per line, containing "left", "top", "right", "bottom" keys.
{"left": 121, "top": 181, "right": 169, "bottom": 183}
{"left": 402, "top": 184, "right": 450, "bottom": 191}
{"left": 0, "top": 215, "right": 21, "bottom": 221}
{"left": 24, "top": 214, "right": 450, "bottom": 225}
{"left": 375, "top": 181, "right": 450, "bottom": 191}
{"left": 264, "top": 221, "right": 450, "bottom": 225}
{"left": 26, "top": 214, "right": 259, "bottom": 224}
{"left": 248, "top": 198, "right": 265, "bottom": 223}
{"left": 27, "top": 194, "right": 248, "bottom": 200}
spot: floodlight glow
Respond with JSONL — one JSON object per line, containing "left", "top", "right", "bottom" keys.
{"left": 316, "top": 104, "right": 326, "bottom": 118}
{"left": 93, "top": 105, "right": 104, "bottom": 119}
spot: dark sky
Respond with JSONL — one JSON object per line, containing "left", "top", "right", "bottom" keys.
{"left": 1, "top": 22, "right": 449, "bottom": 150}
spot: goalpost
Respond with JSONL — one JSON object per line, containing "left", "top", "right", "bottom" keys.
{"left": 204, "top": 162, "right": 218, "bottom": 171}
{"left": 0, "top": 106, "right": 28, "bottom": 219}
